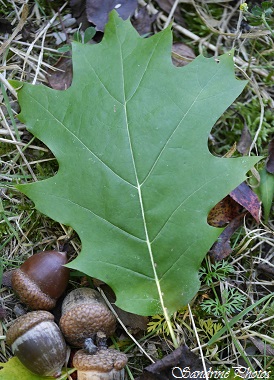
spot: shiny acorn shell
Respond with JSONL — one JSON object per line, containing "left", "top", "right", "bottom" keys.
{"left": 12, "top": 250, "right": 70, "bottom": 310}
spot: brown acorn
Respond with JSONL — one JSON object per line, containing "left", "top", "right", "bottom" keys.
{"left": 12, "top": 250, "right": 70, "bottom": 310}
{"left": 59, "top": 288, "right": 116, "bottom": 348}
{"left": 6, "top": 310, "right": 67, "bottom": 378}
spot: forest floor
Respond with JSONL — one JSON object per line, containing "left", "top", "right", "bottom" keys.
{"left": 1, "top": 1, "right": 274, "bottom": 379}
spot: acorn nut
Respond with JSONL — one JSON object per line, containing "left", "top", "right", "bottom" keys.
{"left": 12, "top": 250, "right": 70, "bottom": 310}
{"left": 59, "top": 288, "right": 116, "bottom": 348}
{"left": 6, "top": 310, "right": 67, "bottom": 378}
{"left": 73, "top": 348, "right": 128, "bottom": 380}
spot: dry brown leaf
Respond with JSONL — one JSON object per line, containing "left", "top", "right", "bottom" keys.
{"left": 172, "top": 42, "right": 196, "bottom": 67}
{"left": 86, "top": 0, "right": 137, "bottom": 31}
{"left": 230, "top": 182, "right": 261, "bottom": 223}
{"left": 136, "top": 345, "right": 211, "bottom": 380}
{"left": 210, "top": 213, "right": 246, "bottom": 261}
{"left": 131, "top": 6, "right": 158, "bottom": 36}
{"left": 47, "top": 53, "right": 73, "bottom": 91}
{"left": 208, "top": 195, "right": 242, "bottom": 227}
{"left": 266, "top": 138, "right": 274, "bottom": 174}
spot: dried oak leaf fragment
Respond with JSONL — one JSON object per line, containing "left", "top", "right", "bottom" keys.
{"left": 230, "top": 182, "right": 261, "bottom": 223}
{"left": 47, "top": 53, "right": 73, "bottom": 90}
{"left": 70, "top": 0, "right": 90, "bottom": 30}
{"left": 86, "top": 0, "right": 137, "bottom": 31}
{"left": 257, "top": 261, "right": 274, "bottom": 279}
{"left": 249, "top": 336, "right": 274, "bottom": 356}
{"left": 136, "top": 345, "right": 211, "bottom": 380}
{"left": 131, "top": 6, "right": 157, "bottom": 36}
{"left": 237, "top": 123, "right": 252, "bottom": 155}
{"left": 172, "top": 42, "right": 196, "bottom": 67}
{"left": 210, "top": 213, "right": 246, "bottom": 261}
{"left": 266, "top": 137, "right": 274, "bottom": 174}
{"left": 207, "top": 195, "right": 242, "bottom": 227}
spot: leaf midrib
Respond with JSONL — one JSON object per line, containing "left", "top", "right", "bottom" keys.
{"left": 116, "top": 25, "right": 165, "bottom": 311}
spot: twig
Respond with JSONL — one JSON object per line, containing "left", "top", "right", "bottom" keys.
{"left": 20, "top": 2, "right": 68, "bottom": 81}
{"left": 191, "top": 0, "right": 270, "bottom": 39}
{"left": 0, "top": 138, "right": 48, "bottom": 151}
{"left": 0, "top": 73, "right": 18, "bottom": 99}
{"left": 0, "top": 4, "right": 28, "bottom": 57}
{"left": 164, "top": 0, "right": 181, "bottom": 28}
{"left": 0, "top": 107, "right": 37, "bottom": 181}
{"left": 188, "top": 304, "right": 209, "bottom": 380}
{"left": 98, "top": 287, "right": 155, "bottom": 363}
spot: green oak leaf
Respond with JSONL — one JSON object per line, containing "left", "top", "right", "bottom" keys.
{"left": 13, "top": 11, "right": 260, "bottom": 316}
{"left": 0, "top": 357, "right": 72, "bottom": 380}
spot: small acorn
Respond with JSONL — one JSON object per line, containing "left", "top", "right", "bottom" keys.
{"left": 6, "top": 310, "right": 67, "bottom": 378}
{"left": 59, "top": 288, "right": 116, "bottom": 348}
{"left": 12, "top": 250, "right": 70, "bottom": 310}
{"left": 73, "top": 348, "right": 128, "bottom": 380}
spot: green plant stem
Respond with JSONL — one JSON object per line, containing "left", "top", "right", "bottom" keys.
{"left": 210, "top": 285, "right": 254, "bottom": 370}
{"left": 222, "top": 314, "right": 254, "bottom": 371}
{"left": 261, "top": 13, "right": 274, "bottom": 38}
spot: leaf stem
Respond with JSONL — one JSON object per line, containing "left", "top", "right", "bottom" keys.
{"left": 261, "top": 12, "right": 274, "bottom": 38}
{"left": 163, "top": 308, "right": 179, "bottom": 348}
{"left": 136, "top": 185, "right": 179, "bottom": 348}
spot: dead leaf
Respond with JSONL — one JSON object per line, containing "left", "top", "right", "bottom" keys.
{"left": 249, "top": 336, "right": 274, "bottom": 356}
{"left": 47, "top": 53, "right": 73, "bottom": 90}
{"left": 131, "top": 6, "right": 158, "bottom": 36}
{"left": 266, "top": 137, "right": 274, "bottom": 174}
{"left": 86, "top": 0, "right": 137, "bottom": 31}
{"left": 237, "top": 123, "right": 252, "bottom": 155}
{"left": 70, "top": 0, "right": 93, "bottom": 31}
{"left": 210, "top": 213, "right": 246, "bottom": 261}
{"left": 207, "top": 195, "right": 242, "bottom": 227}
{"left": 172, "top": 42, "right": 196, "bottom": 67}
{"left": 0, "top": 18, "right": 13, "bottom": 34}
{"left": 230, "top": 182, "right": 261, "bottom": 223}
{"left": 136, "top": 345, "right": 212, "bottom": 380}
{"left": 257, "top": 262, "right": 274, "bottom": 279}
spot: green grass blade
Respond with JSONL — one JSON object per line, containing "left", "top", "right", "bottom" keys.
{"left": 208, "top": 293, "right": 274, "bottom": 346}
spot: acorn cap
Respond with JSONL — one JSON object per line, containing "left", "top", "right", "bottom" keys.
{"left": 60, "top": 288, "right": 116, "bottom": 347}
{"left": 6, "top": 311, "right": 54, "bottom": 346}
{"left": 12, "top": 269, "right": 56, "bottom": 310}
{"left": 73, "top": 348, "right": 128, "bottom": 372}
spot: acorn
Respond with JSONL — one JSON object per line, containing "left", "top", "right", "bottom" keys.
{"left": 12, "top": 250, "right": 70, "bottom": 310}
{"left": 73, "top": 348, "right": 128, "bottom": 380}
{"left": 6, "top": 310, "right": 67, "bottom": 378}
{"left": 59, "top": 288, "right": 116, "bottom": 348}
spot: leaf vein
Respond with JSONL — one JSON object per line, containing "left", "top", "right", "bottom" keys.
{"left": 36, "top": 191, "right": 145, "bottom": 242}
{"left": 83, "top": 54, "right": 123, "bottom": 105}
{"left": 140, "top": 65, "right": 222, "bottom": 186}
{"left": 28, "top": 93, "right": 136, "bottom": 188}
{"left": 151, "top": 175, "right": 220, "bottom": 242}
{"left": 93, "top": 261, "right": 154, "bottom": 280}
